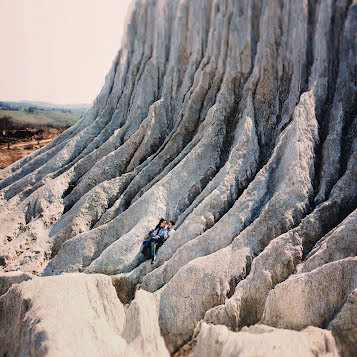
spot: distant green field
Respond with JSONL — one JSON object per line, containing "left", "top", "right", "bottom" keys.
{"left": 0, "top": 109, "right": 81, "bottom": 128}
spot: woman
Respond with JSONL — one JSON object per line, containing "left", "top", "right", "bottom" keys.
{"left": 144, "top": 218, "right": 166, "bottom": 240}
{"left": 141, "top": 218, "right": 167, "bottom": 262}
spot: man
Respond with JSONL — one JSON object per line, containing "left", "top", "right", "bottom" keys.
{"left": 150, "top": 220, "right": 176, "bottom": 264}
{"left": 164, "top": 220, "right": 176, "bottom": 241}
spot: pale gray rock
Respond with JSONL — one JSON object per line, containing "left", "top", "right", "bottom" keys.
{"left": 204, "top": 229, "right": 302, "bottom": 330}
{"left": 291, "top": 135, "right": 357, "bottom": 257}
{"left": 156, "top": 246, "right": 252, "bottom": 353}
{"left": 299, "top": 208, "right": 357, "bottom": 273}
{"left": 0, "top": 273, "right": 169, "bottom": 357}
{"left": 328, "top": 289, "right": 357, "bottom": 357}
{"left": 314, "top": 0, "right": 357, "bottom": 204}
{"left": 0, "top": 0, "right": 356, "bottom": 355}
{"left": 261, "top": 257, "right": 357, "bottom": 330}
{"left": 141, "top": 90, "right": 318, "bottom": 294}
{"left": 189, "top": 322, "right": 339, "bottom": 357}
{"left": 121, "top": 289, "right": 170, "bottom": 357}
{"left": 202, "top": 207, "right": 357, "bottom": 332}
{"left": 0, "top": 273, "right": 127, "bottom": 356}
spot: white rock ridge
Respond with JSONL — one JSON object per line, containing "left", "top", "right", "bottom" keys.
{"left": 0, "top": 273, "right": 168, "bottom": 357}
{"left": 0, "top": 0, "right": 356, "bottom": 356}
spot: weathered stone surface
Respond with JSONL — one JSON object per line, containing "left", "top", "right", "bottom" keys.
{"left": 261, "top": 257, "right": 357, "bottom": 330}
{"left": 0, "top": 0, "right": 356, "bottom": 355}
{"left": 156, "top": 246, "right": 251, "bottom": 353}
{"left": 328, "top": 289, "right": 357, "bottom": 357}
{"left": 141, "top": 90, "right": 318, "bottom": 296}
{"left": 299, "top": 208, "right": 357, "bottom": 273}
{"left": 0, "top": 271, "right": 34, "bottom": 297}
{"left": 0, "top": 273, "right": 169, "bottom": 357}
{"left": 0, "top": 273, "right": 127, "bottom": 356}
{"left": 111, "top": 273, "right": 137, "bottom": 305}
{"left": 122, "top": 289, "right": 170, "bottom": 357}
{"left": 204, "top": 229, "right": 302, "bottom": 330}
{"left": 189, "top": 322, "right": 339, "bottom": 357}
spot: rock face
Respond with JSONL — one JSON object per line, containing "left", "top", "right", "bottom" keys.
{"left": 189, "top": 323, "right": 339, "bottom": 357}
{"left": 0, "top": 271, "right": 34, "bottom": 296}
{"left": 0, "top": 0, "right": 356, "bottom": 356}
{"left": 0, "top": 273, "right": 168, "bottom": 357}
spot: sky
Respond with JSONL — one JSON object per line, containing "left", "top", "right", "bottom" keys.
{"left": 0, "top": 0, "right": 132, "bottom": 105}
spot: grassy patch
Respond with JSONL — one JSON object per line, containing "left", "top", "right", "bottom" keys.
{"left": 0, "top": 109, "right": 80, "bottom": 129}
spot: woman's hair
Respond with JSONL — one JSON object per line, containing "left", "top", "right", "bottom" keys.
{"left": 155, "top": 218, "right": 166, "bottom": 230}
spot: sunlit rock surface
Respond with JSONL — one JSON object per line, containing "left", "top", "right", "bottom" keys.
{"left": 0, "top": 0, "right": 356, "bottom": 355}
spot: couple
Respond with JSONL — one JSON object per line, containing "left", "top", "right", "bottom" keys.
{"left": 140, "top": 218, "right": 176, "bottom": 264}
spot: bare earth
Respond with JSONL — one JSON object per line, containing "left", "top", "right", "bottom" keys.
{"left": 0, "top": 128, "right": 65, "bottom": 169}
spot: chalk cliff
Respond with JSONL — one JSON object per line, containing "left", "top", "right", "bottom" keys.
{"left": 1, "top": 0, "right": 356, "bottom": 355}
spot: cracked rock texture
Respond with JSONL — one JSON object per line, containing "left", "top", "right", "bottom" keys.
{"left": 0, "top": 0, "right": 356, "bottom": 356}
{"left": 0, "top": 273, "right": 168, "bottom": 357}
{"left": 189, "top": 322, "right": 339, "bottom": 357}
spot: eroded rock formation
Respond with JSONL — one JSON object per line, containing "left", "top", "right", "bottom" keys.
{"left": 0, "top": 0, "right": 356, "bottom": 355}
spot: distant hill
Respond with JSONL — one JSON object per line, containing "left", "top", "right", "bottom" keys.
{"left": 0, "top": 100, "right": 90, "bottom": 129}
{"left": 0, "top": 109, "right": 81, "bottom": 129}
{"left": 0, "top": 100, "right": 90, "bottom": 116}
